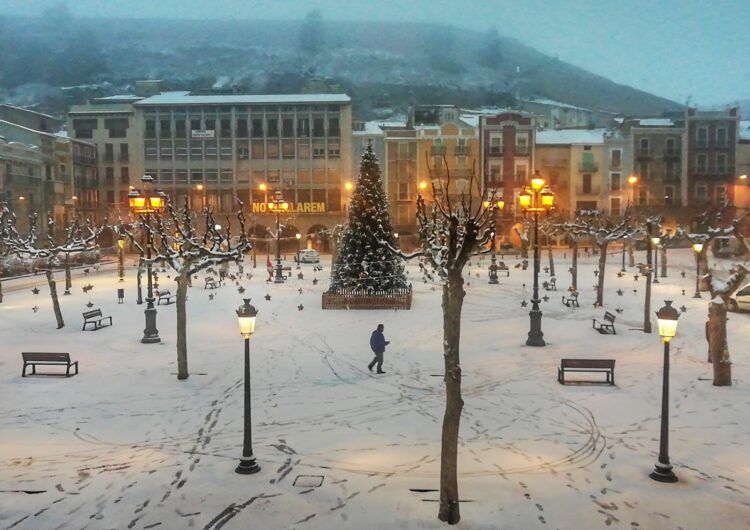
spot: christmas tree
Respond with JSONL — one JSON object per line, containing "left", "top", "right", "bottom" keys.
{"left": 329, "top": 142, "right": 407, "bottom": 291}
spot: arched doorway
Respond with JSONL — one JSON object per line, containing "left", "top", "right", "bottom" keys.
{"left": 307, "top": 224, "right": 330, "bottom": 253}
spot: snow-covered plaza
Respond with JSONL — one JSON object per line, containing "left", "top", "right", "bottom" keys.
{"left": 1, "top": 248, "right": 749, "bottom": 530}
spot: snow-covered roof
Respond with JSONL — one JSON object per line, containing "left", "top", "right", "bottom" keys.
{"left": 520, "top": 97, "right": 592, "bottom": 112}
{"left": 353, "top": 121, "right": 384, "bottom": 136}
{"left": 69, "top": 103, "right": 134, "bottom": 115}
{"left": 93, "top": 95, "right": 143, "bottom": 103}
{"left": 378, "top": 120, "right": 408, "bottom": 129}
{"left": 134, "top": 92, "right": 351, "bottom": 106}
{"left": 536, "top": 128, "right": 606, "bottom": 145}
{"left": 739, "top": 120, "right": 750, "bottom": 141}
{"left": 634, "top": 118, "right": 675, "bottom": 127}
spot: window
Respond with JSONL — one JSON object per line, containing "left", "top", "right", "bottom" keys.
{"left": 266, "top": 143, "right": 279, "bottom": 159}
{"left": 159, "top": 170, "right": 172, "bottom": 184}
{"left": 282, "top": 118, "right": 294, "bottom": 137}
{"left": 175, "top": 119, "right": 186, "bottom": 138}
{"left": 159, "top": 119, "right": 171, "bottom": 137}
{"left": 298, "top": 118, "right": 310, "bottom": 137}
{"left": 695, "top": 184, "right": 708, "bottom": 203}
{"left": 266, "top": 118, "right": 279, "bottom": 138}
{"left": 145, "top": 142, "right": 158, "bottom": 159}
{"left": 611, "top": 149, "right": 622, "bottom": 169}
{"left": 191, "top": 170, "right": 203, "bottom": 183}
{"left": 206, "top": 170, "right": 218, "bottom": 183}
{"left": 696, "top": 153, "right": 708, "bottom": 173}
{"left": 73, "top": 119, "right": 96, "bottom": 138}
{"left": 313, "top": 118, "right": 325, "bottom": 137}
{"left": 190, "top": 119, "right": 201, "bottom": 132}
{"left": 176, "top": 170, "right": 188, "bottom": 184}
{"left": 610, "top": 172, "right": 621, "bottom": 191}
{"left": 105, "top": 118, "right": 128, "bottom": 138}
{"left": 639, "top": 138, "right": 649, "bottom": 154}
{"left": 236, "top": 118, "right": 248, "bottom": 138}
{"left": 204, "top": 118, "right": 215, "bottom": 131}
{"left": 716, "top": 153, "right": 727, "bottom": 173}
{"left": 175, "top": 142, "right": 187, "bottom": 159}
{"left": 104, "top": 143, "right": 114, "bottom": 162}
{"left": 220, "top": 119, "right": 231, "bottom": 138}
{"left": 145, "top": 120, "right": 156, "bottom": 139}
{"left": 610, "top": 197, "right": 621, "bottom": 216}
{"left": 328, "top": 117, "right": 340, "bottom": 137}
{"left": 160, "top": 144, "right": 172, "bottom": 159}
{"left": 105, "top": 167, "right": 114, "bottom": 184}
{"left": 107, "top": 190, "right": 115, "bottom": 204}
{"left": 489, "top": 160, "right": 502, "bottom": 182}
{"left": 220, "top": 143, "right": 233, "bottom": 159}
{"left": 638, "top": 187, "right": 647, "bottom": 205}
{"left": 251, "top": 118, "right": 263, "bottom": 137}
{"left": 313, "top": 144, "right": 326, "bottom": 158}
{"left": 251, "top": 141, "right": 264, "bottom": 159}
{"left": 238, "top": 146, "right": 249, "bottom": 159}
{"left": 716, "top": 185, "right": 727, "bottom": 205}
{"left": 515, "top": 162, "right": 528, "bottom": 181}
{"left": 664, "top": 185, "right": 675, "bottom": 205}
{"left": 398, "top": 182, "right": 409, "bottom": 201}
{"left": 696, "top": 126, "right": 708, "bottom": 147}
{"left": 268, "top": 170, "right": 280, "bottom": 184}
{"left": 489, "top": 134, "right": 502, "bottom": 154}
{"left": 119, "top": 143, "right": 129, "bottom": 162}
{"left": 582, "top": 173, "right": 592, "bottom": 194}
{"left": 665, "top": 137, "right": 676, "bottom": 155}
{"left": 282, "top": 141, "right": 295, "bottom": 158}
{"left": 328, "top": 143, "right": 340, "bottom": 158}
{"left": 120, "top": 166, "right": 129, "bottom": 184}
{"left": 639, "top": 160, "right": 649, "bottom": 180}
{"left": 665, "top": 161, "right": 678, "bottom": 180}
{"left": 190, "top": 143, "right": 203, "bottom": 158}
{"left": 205, "top": 145, "right": 217, "bottom": 159}
{"left": 716, "top": 127, "right": 727, "bottom": 147}
{"left": 515, "top": 133, "right": 529, "bottom": 153}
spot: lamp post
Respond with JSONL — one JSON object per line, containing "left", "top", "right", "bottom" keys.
{"left": 235, "top": 298, "right": 260, "bottom": 475}
{"left": 295, "top": 233, "right": 301, "bottom": 269}
{"left": 483, "top": 197, "right": 505, "bottom": 284}
{"left": 267, "top": 191, "right": 289, "bottom": 283}
{"left": 628, "top": 175, "right": 638, "bottom": 206}
{"left": 651, "top": 236, "right": 661, "bottom": 284}
{"left": 117, "top": 236, "right": 125, "bottom": 281}
{"left": 692, "top": 242, "right": 703, "bottom": 298}
{"left": 196, "top": 183, "right": 206, "bottom": 209}
{"left": 519, "top": 171, "right": 555, "bottom": 347}
{"left": 650, "top": 300, "right": 680, "bottom": 483}
{"left": 128, "top": 174, "right": 166, "bottom": 344}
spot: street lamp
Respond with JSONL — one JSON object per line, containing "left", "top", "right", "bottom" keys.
{"left": 519, "top": 171, "right": 555, "bottom": 346}
{"left": 196, "top": 183, "right": 206, "bottom": 209}
{"left": 235, "top": 298, "right": 261, "bottom": 475}
{"left": 650, "top": 300, "right": 680, "bottom": 483}
{"left": 117, "top": 236, "right": 125, "bottom": 282}
{"left": 267, "top": 190, "right": 289, "bottom": 283}
{"left": 295, "top": 233, "right": 301, "bottom": 269}
{"left": 628, "top": 175, "right": 638, "bottom": 206}
{"left": 128, "top": 174, "right": 166, "bottom": 344}
{"left": 692, "top": 242, "right": 703, "bottom": 298}
{"left": 483, "top": 197, "right": 505, "bottom": 284}
{"left": 651, "top": 236, "right": 661, "bottom": 284}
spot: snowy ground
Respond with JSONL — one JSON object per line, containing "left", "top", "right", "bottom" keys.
{"left": 1, "top": 248, "right": 749, "bottom": 530}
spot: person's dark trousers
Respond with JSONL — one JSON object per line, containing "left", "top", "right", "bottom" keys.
{"left": 368, "top": 352, "right": 384, "bottom": 373}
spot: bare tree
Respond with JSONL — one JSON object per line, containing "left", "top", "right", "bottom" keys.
{"left": 0, "top": 206, "right": 101, "bottom": 328}
{"left": 383, "top": 162, "right": 494, "bottom": 525}
{"left": 122, "top": 198, "right": 250, "bottom": 380}
{"left": 706, "top": 265, "right": 749, "bottom": 386}
{"left": 555, "top": 209, "right": 638, "bottom": 307}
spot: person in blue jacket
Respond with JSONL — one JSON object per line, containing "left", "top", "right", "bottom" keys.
{"left": 368, "top": 324, "right": 390, "bottom": 374}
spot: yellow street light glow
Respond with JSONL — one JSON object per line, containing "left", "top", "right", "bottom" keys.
{"left": 740, "top": 174, "right": 748, "bottom": 180}
{"left": 196, "top": 184, "right": 204, "bottom": 191}
{"left": 541, "top": 189, "right": 554, "bottom": 208}
{"left": 519, "top": 190, "right": 532, "bottom": 208}
{"left": 344, "top": 182, "right": 353, "bottom": 191}
{"left": 259, "top": 183, "right": 267, "bottom": 191}
{"left": 628, "top": 175, "right": 638, "bottom": 185}
{"left": 531, "top": 175, "right": 545, "bottom": 190}
{"left": 419, "top": 181, "right": 428, "bottom": 191}
{"left": 692, "top": 242, "right": 703, "bottom": 253}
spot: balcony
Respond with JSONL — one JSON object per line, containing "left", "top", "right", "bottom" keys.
{"left": 578, "top": 162, "right": 599, "bottom": 172}
{"left": 663, "top": 148, "right": 680, "bottom": 158}
{"left": 430, "top": 146, "right": 447, "bottom": 156}
{"left": 454, "top": 146, "right": 471, "bottom": 156}
{"left": 488, "top": 146, "right": 503, "bottom": 155}
{"left": 576, "top": 186, "right": 601, "bottom": 195}
{"left": 636, "top": 149, "right": 651, "bottom": 159}
{"left": 610, "top": 161, "right": 622, "bottom": 170}
{"left": 690, "top": 165, "right": 734, "bottom": 176}
{"left": 514, "top": 145, "right": 530, "bottom": 155}
{"left": 541, "top": 157, "right": 568, "bottom": 167}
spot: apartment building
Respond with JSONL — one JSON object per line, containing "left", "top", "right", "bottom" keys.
{"left": 68, "top": 91, "right": 353, "bottom": 241}
{"left": 351, "top": 120, "right": 386, "bottom": 188}
{"left": 0, "top": 138, "right": 44, "bottom": 232}
{"left": 535, "top": 129, "right": 606, "bottom": 216}
{"left": 686, "top": 107, "right": 740, "bottom": 208}
{"left": 602, "top": 126, "right": 633, "bottom": 216}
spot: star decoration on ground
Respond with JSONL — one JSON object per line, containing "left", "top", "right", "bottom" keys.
{"left": 680, "top": 305, "right": 687, "bottom": 313}
{"left": 237, "top": 286, "right": 245, "bottom": 294}
{"left": 85, "top": 301, "right": 94, "bottom": 308}
{"left": 31, "top": 287, "right": 40, "bottom": 294}
{"left": 615, "top": 308, "right": 624, "bottom": 314}
{"left": 616, "top": 289, "right": 624, "bottom": 296}
{"left": 544, "top": 266, "right": 550, "bottom": 274}
{"left": 297, "top": 272, "right": 304, "bottom": 280}
{"left": 633, "top": 274, "right": 640, "bottom": 281}
{"left": 682, "top": 289, "right": 686, "bottom": 296}
{"left": 312, "top": 278, "right": 318, "bottom": 285}
{"left": 264, "top": 293, "right": 271, "bottom": 301}
{"left": 521, "top": 300, "right": 528, "bottom": 307}
{"left": 82, "top": 284, "right": 94, "bottom": 293}
{"left": 633, "top": 289, "right": 638, "bottom": 294}
{"left": 594, "top": 270, "right": 599, "bottom": 276}
{"left": 208, "top": 294, "right": 215, "bottom": 301}
{"left": 617, "top": 271, "right": 625, "bottom": 278}
{"left": 467, "top": 282, "right": 471, "bottom": 287}
{"left": 542, "top": 295, "right": 550, "bottom": 302}
{"left": 32, "top": 305, "right": 39, "bottom": 312}
{"left": 83, "top": 268, "right": 90, "bottom": 275}
{"left": 297, "top": 304, "right": 304, "bottom": 311}
{"left": 298, "top": 288, "right": 303, "bottom": 294}
{"left": 246, "top": 273, "right": 253, "bottom": 280}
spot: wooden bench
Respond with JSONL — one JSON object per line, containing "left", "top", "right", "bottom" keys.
{"left": 82, "top": 309, "right": 112, "bottom": 331}
{"left": 156, "top": 289, "right": 176, "bottom": 305}
{"left": 558, "top": 358, "right": 615, "bottom": 385}
{"left": 562, "top": 291, "right": 579, "bottom": 307}
{"left": 22, "top": 352, "right": 78, "bottom": 377}
{"left": 543, "top": 278, "right": 557, "bottom": 291}
{"left": 205, "top": 277, "right": 219, "bottom": 290}
{"left": 282, "top": 266, "right": 292, "bottom": 278}
{"left": 593, "top": 311, "right": 616, "bottom": 334}
{"left": 496, "top": 263, "right": 510, "bottom": 277}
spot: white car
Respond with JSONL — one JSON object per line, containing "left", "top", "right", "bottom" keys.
{"left": 298, "top": 249, "right": 320, "bottom": 263}
{"left": 728, "top": 283, "right": 750, "bottom": 312}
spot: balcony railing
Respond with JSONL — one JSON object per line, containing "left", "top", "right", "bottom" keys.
{"left": 576, "top": 186, "right": 601, "bottom": 195}
{"left": 578, "top": 162, "right": 599, "bottom": 172}
{"left": 541, "top": 157, "right": 568, "bottom": 167}
{"left": 610, "top": 161, "right": 622, "bottom": 170}
{"left": 119, "top": 154, "right": 129, "bottom": 163}
{"left": 514, "top": 145, "right": 530, "bottom": 155}
{"left": 454, "top": 146, "right": 471, "bottom": 156}
{"left": 489, "top": 146, "right": 503, "bottom": 155}
{"left": 430, "top": 146, "right": 447, "bottom": 156}
{"left": 690, "top": 165, "right": 734, "bottom": 175}
{"left": 636, "top": 149, "right": 651, "bottom": 158}
{"left": 663, "top": 148, "right": 680, "bottom": 158}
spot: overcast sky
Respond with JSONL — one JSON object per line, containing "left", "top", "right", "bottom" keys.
{"left": 2, "top": 0, "right": 748, "bottom": 106}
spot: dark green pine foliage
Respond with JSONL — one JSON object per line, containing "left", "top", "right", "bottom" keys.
{"left": 330, "top": 143, "right": 407, "bottom": 291}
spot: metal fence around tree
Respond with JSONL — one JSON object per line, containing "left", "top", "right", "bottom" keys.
{"left": 322, "top": 285, "right": 412, "bottom": 310}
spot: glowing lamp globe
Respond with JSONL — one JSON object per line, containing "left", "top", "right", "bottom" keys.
{"left": 236, "top": 299, "right": 258, "bottom": 339}
{"left": 656, "top": 300, "right": 679, "bottom": 342}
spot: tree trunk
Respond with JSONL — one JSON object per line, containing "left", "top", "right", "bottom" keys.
{"left": 571, "top": 241, "right": 578, "bottom": 291}
{"left": 438, "top": 270, "right": 465, "bottom": 525}
{"left": 698, "top": 248, "right": 710, "bottom": 290}
{"left": 660, "top": 247, "right": 667, "bottom": 278}
{"left": 628, "top": 239, "right": 635, "bottom": 267}
{"left": 708, "top": 301, "right": 732, "bottom": 386}
{"left": 643, "top": 241, "right": 652, "bottom": 334}
{"left": 64, "top": 254, "right": 72, "bottom": 294}
{"left": 176, "top": 272, "right": 190, "bottom": 380}
{"left": 0, "top": 281, "right": 3, "bottom": 303}
{"left": 46, "top": 269, "right": 64, "bottom": 329}
{"left": 595, "top": 242, "right": 608, "bottom": 306}
{"left": 547, "top": 240, "right": 555, "bottom": 277}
